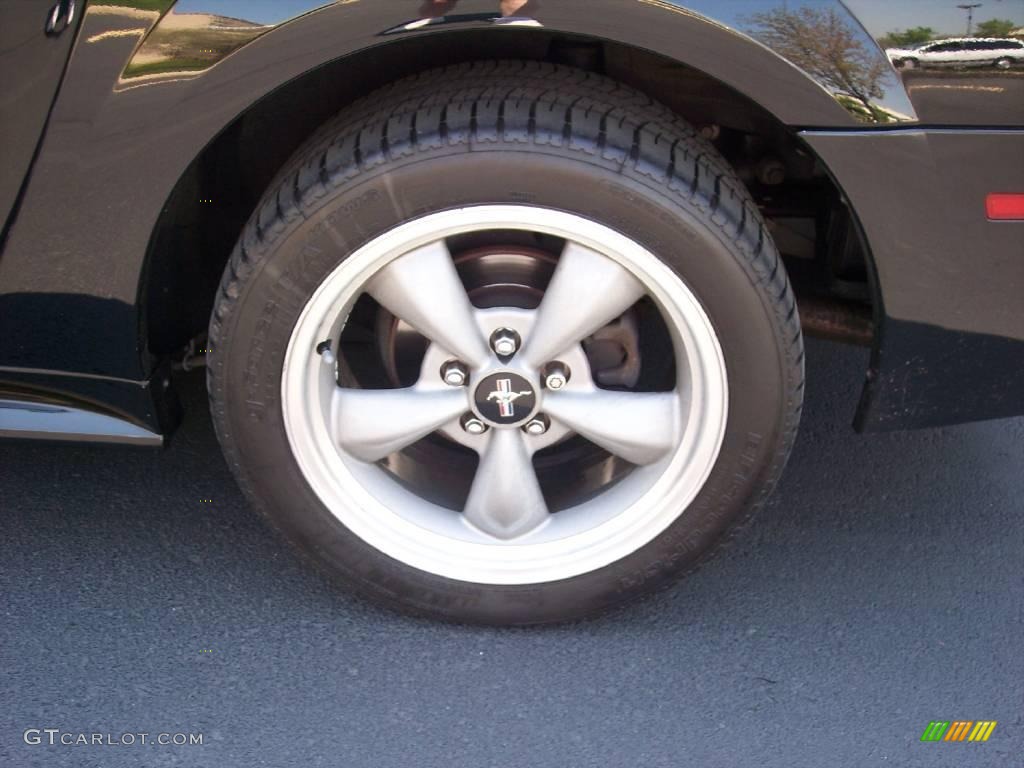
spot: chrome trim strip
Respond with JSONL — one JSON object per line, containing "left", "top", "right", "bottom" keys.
{"left": 0, "top": 398, "right": 162, "bottom": 446}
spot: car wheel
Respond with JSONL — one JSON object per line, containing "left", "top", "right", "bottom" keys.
{"left": 995, "top": 57, "right": 1013, "bottom": 70}
{"left": 901, "top": 58, "right": 918, "bottom": 69}
{"left": 207, "top": 62, "right": 804, "bottom": 625}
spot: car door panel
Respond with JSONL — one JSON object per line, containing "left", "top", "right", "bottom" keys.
{"left": 0, "top": 0, "right": 79, "bottom": 238}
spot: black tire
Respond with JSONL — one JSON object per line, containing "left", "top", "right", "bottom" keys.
{"left": 208, "top": 61, "right": 804, "bottom": 625}
{"left": 995, "top": 57, "right": 1013, "bottom": 70}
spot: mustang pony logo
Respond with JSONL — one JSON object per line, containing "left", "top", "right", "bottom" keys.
{"left": 487, "top": 378, "right": 533, "bottom": 418}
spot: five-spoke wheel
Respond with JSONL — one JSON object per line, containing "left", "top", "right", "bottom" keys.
{"left": 282, "top": 207, "right": 728, "bottom": 583}
{"left": 209, "top": 62, "right": 803, "bottom": 623}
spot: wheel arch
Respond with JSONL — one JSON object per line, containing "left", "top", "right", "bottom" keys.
{"left": 141, "top": 9, "right": 887, "bottom": 357}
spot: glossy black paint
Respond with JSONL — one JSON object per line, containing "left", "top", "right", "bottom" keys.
{"left": 802, "top": 128, "right": 1024, "bottom": 429}
{"left": 0, "top": 0, "right": 1022, "bottom": 441}
{"left": 0, "top": 0, "right": 78, "bottom": 240}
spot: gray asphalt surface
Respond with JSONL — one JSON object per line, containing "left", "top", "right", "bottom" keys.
{"left": 2, "top": 338, "right": 1021, "bottom": 767}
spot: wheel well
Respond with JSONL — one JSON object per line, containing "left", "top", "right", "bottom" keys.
{"left": 145, "top": 30, "right": 876, "bottom": 357}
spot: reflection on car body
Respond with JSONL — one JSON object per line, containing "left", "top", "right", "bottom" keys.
{"left": 888, "top": 37, "right": 1024, "bottom": 69}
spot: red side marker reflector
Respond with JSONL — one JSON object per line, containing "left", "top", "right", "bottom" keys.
{"left": 986, "top": 194, "right": 1024, "bottom": 221}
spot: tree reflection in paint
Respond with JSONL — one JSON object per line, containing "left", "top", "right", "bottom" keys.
{"left": 746, "top": 6, "right": 893, "bottom": 122}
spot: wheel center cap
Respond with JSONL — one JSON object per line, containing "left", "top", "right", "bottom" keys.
{"left": 473, "top": 371, "right": 538, "bottom": 426}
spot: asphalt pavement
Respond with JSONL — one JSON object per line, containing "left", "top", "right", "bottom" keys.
{"left": 2, "top": 338, "right": 1021, "bottom": 767}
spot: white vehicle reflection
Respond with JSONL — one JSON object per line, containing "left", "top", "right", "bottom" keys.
{"left": 888, "top": 38, "right": 1024, "bottom": 70}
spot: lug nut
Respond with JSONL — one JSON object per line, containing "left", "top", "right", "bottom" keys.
{"left": 460, "top": 414, "right": 489, "bottom": 435}
{"left": 543, "top": 362, "right": 571, "bottom": 390}
{"left": 441, "top": 360, "right": 468, "bottom": 387}
{"left": 523, "top": 415, "right": 550, "bottom": 436}
{"left": 490, "top": 328, "right": 520, "bottom": 358}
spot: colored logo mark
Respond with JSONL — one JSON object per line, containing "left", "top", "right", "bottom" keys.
{"left": 920, "top": 721, "right": 996, "bottom": 742}
{"left": 487, "top": 378, "right": 531, "bottom": 418}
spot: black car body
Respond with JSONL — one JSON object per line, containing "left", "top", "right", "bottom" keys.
{"left": 1, "top": 1, "right": 1022, "bottom": 440}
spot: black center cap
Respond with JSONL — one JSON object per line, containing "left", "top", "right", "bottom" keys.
{"left": 474, "top": 372, "right": 537, "bottom": 425}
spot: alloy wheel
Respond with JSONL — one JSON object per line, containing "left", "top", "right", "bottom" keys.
{"left": 281, "top": 206, "right": 728, "bottom": 584}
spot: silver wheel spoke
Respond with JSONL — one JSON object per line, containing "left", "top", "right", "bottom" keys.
{"left": 464, "top": 429, "right": 549, "bottom": 539}
{"left": 366, "top": 240, "right": 490, "bottom": 367}
{"left": 332, "top": 386, "right": 467, "bottom": 463}
{"left": 544, "top": 390, "right": 679, "bottom": 465}
{"left": 521, "top": 242, "right": 645, "bottom": 367}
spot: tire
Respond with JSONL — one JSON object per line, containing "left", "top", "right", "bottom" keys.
{"left": 208, "top": 61, "right": 804, "bottom": 625}
{"left": 901, "top": 58, "right": 918, "bottom": 69}
{"left": 995, "top": 57, "right": 1013, "bottom": 70}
